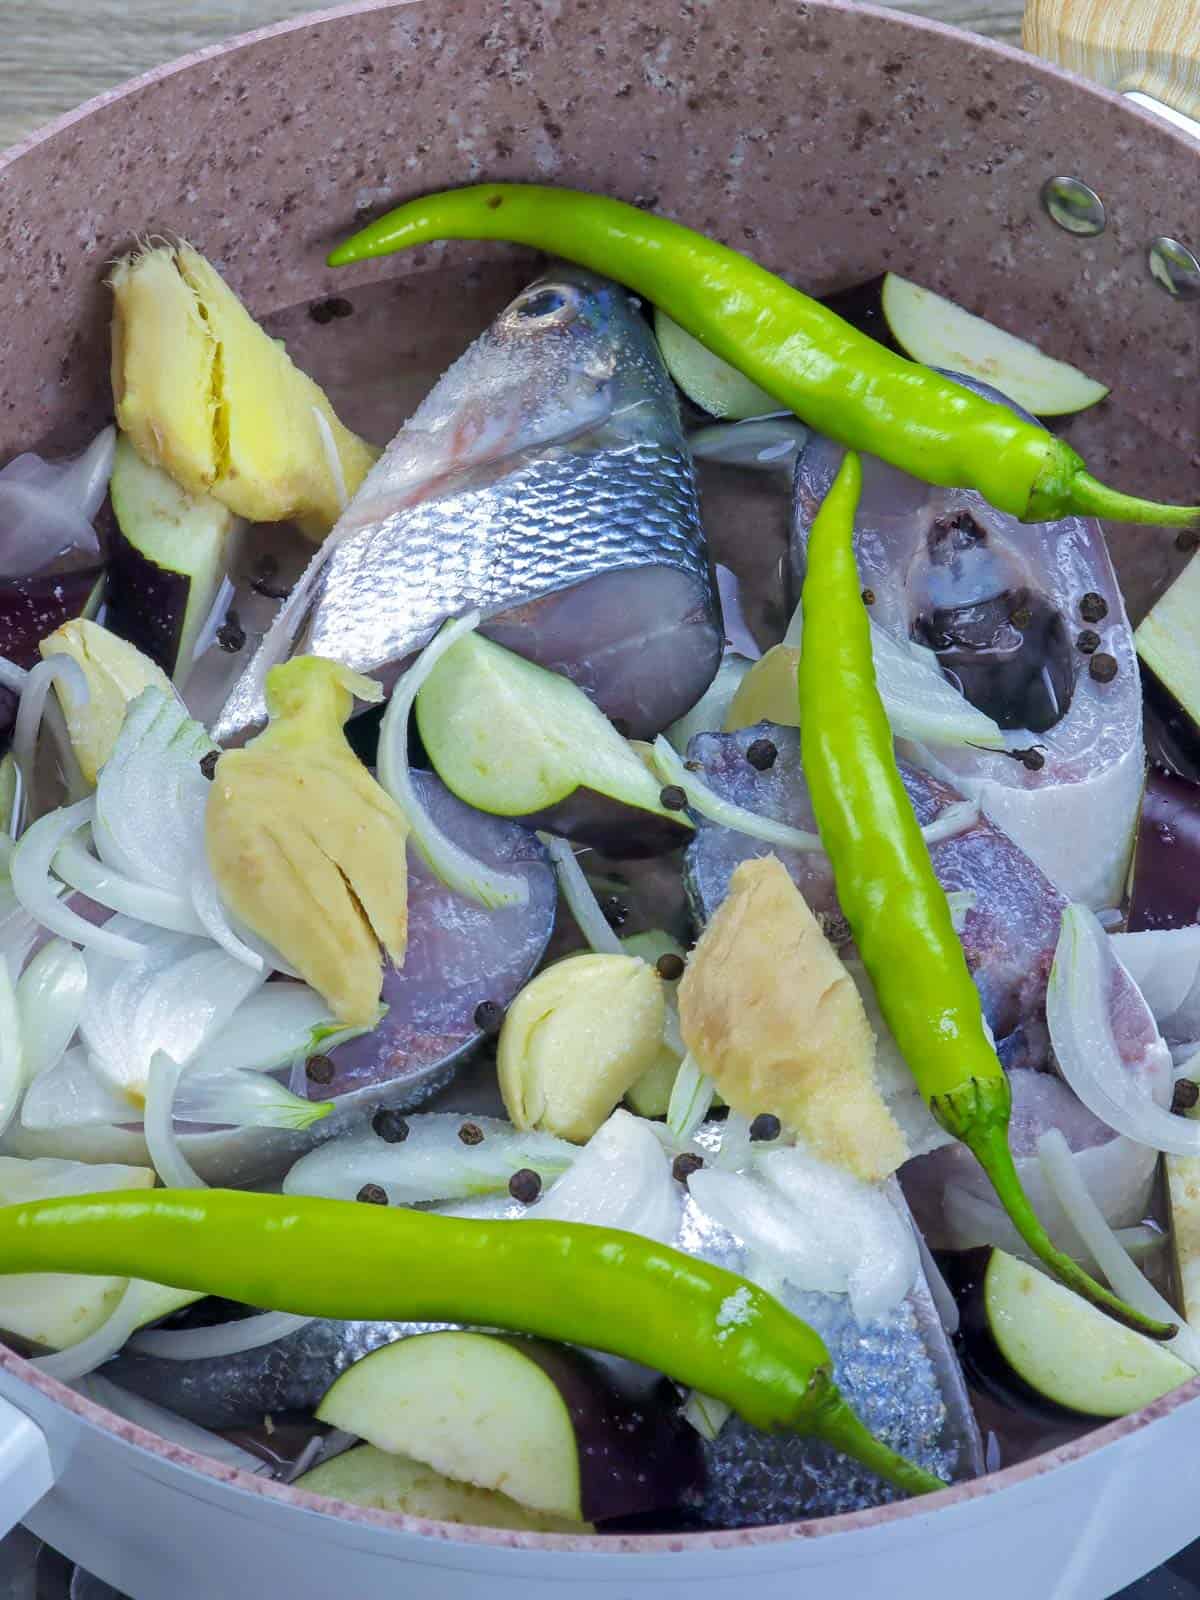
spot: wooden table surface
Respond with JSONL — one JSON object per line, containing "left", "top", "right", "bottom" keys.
{"left": 0, "top": 0, "right": 1023, "bottom": 151}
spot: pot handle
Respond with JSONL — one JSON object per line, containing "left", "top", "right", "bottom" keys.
{"left": 1023, "top": 0, "right": 1200, "bottom": 124}
{"left": 0, "top": 1394, "right": 55, "bottom": 1536}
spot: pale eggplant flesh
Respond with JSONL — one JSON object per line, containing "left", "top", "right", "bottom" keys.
{"left": 214, "top": 267, "right": 722, "bottom": 746}
{"left": 789, "top": 375, "right": 1143, "bottom": 912}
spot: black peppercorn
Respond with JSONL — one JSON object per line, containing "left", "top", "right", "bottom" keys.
{"left": 1076, "top": 629, "right": 1101, "bottom": 655}
{"left": 372, "top": 1108, "right": 410, "bottom": 1144}
{"left": 1089, "top": 652, "right": 1119, "bottom": 684}
{"left": 746, "top": 738, "right": 778, "bottom": 772}
{"left": 508, "top": 1168, "right": 542, "bottom": 1203}
{"left": 660, "top": 784, "right": 688, "bottom": 812}
{"left": 1172, "top": 1079, "right": 1199, "bottom": 1116}
{"left": 305, "top": 1054, "right": 335, "bottom": 1085}
{"left": 473, "top": 999, "right": 505, "bottom": 1037}
{"left": 655, "top": 952, "right": 686, "bottom": 982}
{"left": 1079, "top": 592, "right": 1108, "bottom": 623}
{"left": 749, "top": 1112, "right": 782, "bottom": 1142}
{"left": 356, "top": 1183, "right": 388, "bottom": 1205}
{"left": 672, "top": 1152, "right": 704, "bottom": 1183}
{"left": 198, "top": 750, "right": 219, "bottom": 780}
{"left": 458, "top": 1121, "right": 485, "bottom": 1146}
{"left": 861, "top": 588, "right": 876, "bottom": 607}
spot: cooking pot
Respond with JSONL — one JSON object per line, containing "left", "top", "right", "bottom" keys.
{"left": 0, "top": 1, "right": 1198, "bottom": 1594}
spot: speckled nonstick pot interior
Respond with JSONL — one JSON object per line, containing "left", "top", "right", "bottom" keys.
{"left": 1, "top": 0, "right": 1198, "bottom": 1584}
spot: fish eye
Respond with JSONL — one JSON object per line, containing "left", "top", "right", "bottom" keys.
{"left": 509, "top": 286, "right": 579, "bottom": 325}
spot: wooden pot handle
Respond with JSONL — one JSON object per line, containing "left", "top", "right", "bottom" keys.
{"left": 1023, "top": 0, "right": 1200, "bottom": 124}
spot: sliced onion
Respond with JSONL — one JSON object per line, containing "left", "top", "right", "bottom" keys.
{"left": 377, "top": 612, "right": 528, "bottom": 910}
{"left": 0, "top": 429, "right": 111, "bottom": 579}
{"left": 0, "top": 661, "right": 28, "bottom": 696}
{"left": 920, "top": 800, "right": 980, "bottom": 846}
{"left": 188, "top": 574, "right": 239, "bottom": 666}
{"left": 130, "top": 1309, "right": 315, "bottom": 1361}
{"left": 12, "top": 656, "right": 89, "bottom": 825}
{"left": 716, "top": 1110, "right": 754, "bottom": 1171}
{"left": 16, "top": 937, "right": 86, "bottom": 1083}
{"left": 284, "top": 1113, "right": 575, "bottom": 1205}
{"left": 1038, "top": 1126, "right": 1200, "bottom": 1370}
{"left": 190, "top": 985, "right": 343, "bottom": 1076}
{"left": 32, "top": 1276, "right": 188, "bottom": 1383}
{"left": 664, "top": 654, "right": 755, "bottom": 756}
{"left": 1110, "top": 927, "right": 1200, "bottom": 1040}
{"left": 913, "top": 1220, "right": 959, "bottom": 1335}
{"left": 1050, "top": 904, "right": 1190, "bottom": 1153}
{"left": 93, "top": 688, "right": 213, "bottom": 897}
{"left": 144, "top": 1055, "right": 206, "bottom": 1188}
{"left": 688, "top": 414, "right": 808, "bottom": 472}
{"left": 189, "top": 857, "right": 265, "bottom": 971}
{"left": 20, "top": 1045, "right": 133, "bottom": 1130}
{"left": 11, "top": 799, "right": 148, "bottom": 960}
{"left": 311, "top": 405, "right": 350, "bottom": 514}
{"left": 79, "top": 1374, "right": 270, "bottom": 1476}
{"left": 54, "top": 833, "right": 203, "bottom": 935}
{"left": 682, "top": 1391, "right": 732, "bottom": 1441}
{"left": 783, "top": 602, "right": 1006, "bottom": 751}
{"left": 0, "top": 962, "right": 22, "bottom": 1136}
{"left": 536, "top": 1110, "right": 680, "bottom": 1244}
{"left": 537, "top": 833, "right": 623, "bottom": 954}
{"left": 171, "top": 1063, "right": 332, "bottom": 1131}
{"left": 651, "top": 736, "right": 823, "bottom": 851}
{"left": 667, "top": 1054, "right": 716, "bottom": 1142}
{"left": 82, "top": 931, "right": 266, "bottom": 1098}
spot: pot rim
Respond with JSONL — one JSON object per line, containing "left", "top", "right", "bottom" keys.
{"left": 2, "top": 0, "right": 1198, "bottom": 1556}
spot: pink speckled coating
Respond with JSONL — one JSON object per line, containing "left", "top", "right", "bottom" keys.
{"left": 0, "top": 0, "right": 1198, "bottom": 1556}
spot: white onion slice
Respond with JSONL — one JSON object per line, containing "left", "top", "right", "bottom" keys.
{"left": 0, "top": 661, "right": 28, "bottom": 696}
{"left": 144, "top": 1055, "right": 206, "bottom": 1188}
{"left": 716, "top": 1111, "right": 754, "bottom": 1172}
{"left": 377, "top": 612, "right": 527, "bottom": 910}
{"left": 682, "top": 1391, "right": 732, "bottom": 1441}
{"left": 284, "top": 1113, "right": 575, "bottom": 1206}
{"left": 311, "top": 405, "right": 350, "bottom": 514}
{"left": 1049, "top": 904, "right": 1190, "bottom": 1153}
{"left": 11, "top": 799, "right": 148, "bottom": 960}
{"left": 190, "top": 984, "right": 343, "bottom": 1076}
{"left": 54, "top": 834, "right": 203, "bottom": 935}
{"left": 537, "top": 833, "right": 623, "bottom": 954}
{"left": 0, "top": 962, "right": 22, "bottom": 1137}
{"left": 1037, "top": 1126, "right": 1200, "bottom": 1370}
{"left": 130, "top": 1309, "right": 315, "bottom": 1361}
{"left": 1110, "top": 926, "right": 1200, "bottom": 1041}
{"left": 667, "top": 1053, "right": 715, "bottom": 1142}
{"left": 15, "top": 937, "right": 86, "bottom": 1083}
{"left": 784, "top": 603, "right": 1006, "bottom": 750}
{"left": 189, "top": 857, "right": 265, "bottom": 971}
{"left": 93, "top": 688, "right": 213, "bottom": 897}
{"left": 920, "top": 800, "right": 980, "bottom": 846}
{"left": 913, "top": 1221, "right": 959, "bottom": 1335}
{"left": 651, "top": 736, "right": 823, "bottom": 851}
{"left": 12, "top": 656, "right": 89, "bottom": 825}
{"left": 536, "top": 1110, "right": 680, "bottom": 1244}
{"left": 171, "top": 1064, "right": 331, "bottom": 1130}
{"left": 688, "top": 414, "right": 808, "bottom": 472}
{"left": 20, "top": 1046, "right": 132, "bottom": 1130}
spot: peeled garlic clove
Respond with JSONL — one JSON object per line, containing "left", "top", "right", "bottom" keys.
{"left": 499, "top": 953, "right": 666, "bottom": 1143}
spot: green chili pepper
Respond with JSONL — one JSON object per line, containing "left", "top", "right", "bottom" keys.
{"left": 798, "top": 453, "right": 1175, "bottom": 1340}
{"left": 330, "top": 185, "right": 1197, "bottom": 529}
{"left": 0, "top": 1187, "right": 945, "bottom": 1496}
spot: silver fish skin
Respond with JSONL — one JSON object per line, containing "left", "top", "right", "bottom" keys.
{"left": 215, "top": 266, "right": 722, "bottom": 745}
{"left": 789, "top": 377, "right": 1142, "bottom": 911}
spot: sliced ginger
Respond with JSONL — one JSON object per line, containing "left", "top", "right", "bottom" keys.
{"left": 206, "top": 657, "right": 408, "bottom": 1026}
{"left": 678, "top": 854, "right": 907, "bottom": 1181}
{"left": 110, "top": 242, "right": 378, "bottom": 538}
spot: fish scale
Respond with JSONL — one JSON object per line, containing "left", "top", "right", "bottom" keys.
{"left": 214, "top": 267, "right": 722, "bottom": 745}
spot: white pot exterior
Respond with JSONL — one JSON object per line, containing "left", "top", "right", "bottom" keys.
{"left": 3, "top": 1358, "right": 1199, "bottom": 1600}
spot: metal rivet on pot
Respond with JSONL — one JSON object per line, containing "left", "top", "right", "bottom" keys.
{"left": 1148, "top": 237, "right": 1200, "bottom": 301}
{"left": 1040, "top": 176, "right": 1106, "bottom": 236}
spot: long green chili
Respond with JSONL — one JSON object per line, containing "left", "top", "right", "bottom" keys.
{"left": 798, "top": 453, "right": 1174, "bottom": 1340}
{"left": 0, "top": 1187, "right": 944, "bottom": 1497}
{"left": 329, "top": 185, "right": 1197, "bottom": 530}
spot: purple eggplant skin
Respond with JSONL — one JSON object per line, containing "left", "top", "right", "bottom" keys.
{"left": 491, "top": 1336, "right": 705, "bottom": 1523}
{"left": 820, "top": 276, "right": 899, "bottom": 354}
{"left": 522, "top": 787, "right": 693, "bottom": 859}
{"left": 1127, "top": 766, "right": 1200, "bottom": 933}
{"left": 1142, "top": 668, "right": 1200, "bottom": 786}
{"left": 938, "top": 1249, "right": 1092, "bottom": 1426}
{"left": 0, "top": 565, "right": 104, "bottom": 735}
{"left": 103, "top": 526, "right": 192, "bottom": 678}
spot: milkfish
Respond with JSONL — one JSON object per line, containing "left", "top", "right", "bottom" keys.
{"left": 789, "top": 377, "right": 1143, "bottom": 912}
{"left": 683, "top": 724, "right": 1170, "bottom": 1248}
{"left": 215, "top": 267, "right": 722, "bottom": 746}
